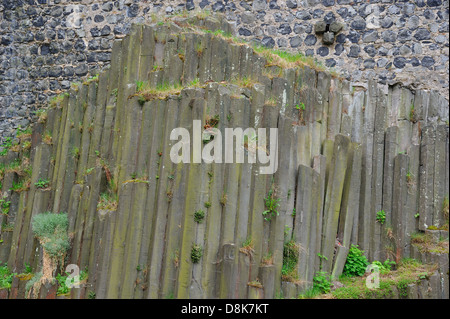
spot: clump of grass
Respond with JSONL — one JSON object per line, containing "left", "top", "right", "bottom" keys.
{"left": 43, "top": 131, "right": 53, "bottom": 145}
{"left": 248, "top": 278, "right": 263, "bottom": 289}
{"left": 35, "top": 108, "right": 48, "bottom": 124}
{"left": 230, "top": 76, "right": 258, "bottom": 88}
{"left": 16, "top": 126, "right": 32, "bottom": 140}
{"left": 97, "top": 191, "right": 118, "bottom": 211}
{"left": 261, "top": 252, "right": 273, "bottom": 266}
{"left": 49, "top": 92, "right": 69, "bottom": 108}
{"left": 220, "top": 191, "right": 227, "bottom": 206}
{"left": 330, "top": 258, "right": 436, "bottom": 299}
{"left": 411, "top": 231, "right": 449, "bottom": 254}
{"left": 132, "top": 82, "right": 183, "bottom": 103}
{"left": 442, "top": 197, "right": 449, "bottom": 230}
{"left": 239, "top": 237, "right": 255, "bottom": 257}
{"left": 0, "top": 137, "right": 13, "bottom": 156}
{"left": 83, "top": 73, "right": 99, "bottom": 85}
{"left": 252, "top": 45, "right": 326, "bottom": 72}
{"left": 281, "top": 240, "right": 299, "bottom": 282}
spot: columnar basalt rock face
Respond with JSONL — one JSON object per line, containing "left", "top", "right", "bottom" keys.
{"left": 0, "top": 0, "right": 449, "bottom": 139}
{"left": 0, "top": 16, "right": 448, "bottom": 299}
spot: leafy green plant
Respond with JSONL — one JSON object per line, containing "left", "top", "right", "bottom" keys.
{"left": 376, "top": 210, "right": 386, "bottom": 225}
{"left": 262, "top": 188, "right": 280, "bottom": 221}
{"left": 295, "top": 102, "right": 306, "bottom": 111}
{"left": 191, "top": 244, "right": 203, "bottom": 264}
{"left": 204, "top": 201, "right": 211, "bottom": 208}
{"left": 10, "top": 179, "right": 28, "bottom": 193}
{"left": 56, "top": 269, "right": 88, "bottom": 295}
{"left": 0, "top": 263, "right": 16, "bottom": 289}
{"left": 313, "top": 271, "right": 331, "bottom": 294}
{"left": 71, "top": 147, "right": 80, "bottom": 159}
{"left": 343, "top": 245, "right": 369, "bottom": 277}
{"left": 0, "top": 197, "right": 11, "bottom": 215}
{"left": 34, "top": 178, "right": 50, "bottom": 189}
{"left": 0, "top": 137, "right": 13, "bottom": 156}
{"left": 371, "top": 259, "right": 396, "bottom": 274}
{"left": 24, "top": 263, "right": 32, "bottom": 274}
{"left": 194, "top": 210, "right": 205, "bottom": 223}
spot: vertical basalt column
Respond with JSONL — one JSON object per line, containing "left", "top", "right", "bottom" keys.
{"left": 52, "top": 90, "right": 81, "bottom": 214}
{"left": 404, "top": 144, "right": 420, "bottom": 258}
{"left": 198, "top": 33, "right": 213, "bottom": 83}
{"left": 382, "top": 126, "right": 399, "bottom": 232}
{"left": 370, "top": 87, "right": 386, "bottom": 261}
{"left": 76, "top": 82, "right": 97, "bottom": 179}
{"left": 433, "top": 125, "right": 448, "bottom": 227}
{"left": 321, "top": 134, "right": 350, "bottom": 273}
{"left": 146, "top": 99, "right": 174, "bottom": 298}
{"left": 419, "top": 126, "right": 436, "bottom": 231}
{"left": 87, "top": 70, "right": 109, "bottom": 170}
{"left": 182, "top": 33, "right": 200, "bottom": 86}
{"left": 270, "top": 115, "right": 292, "bottom": 293}
{"left": 163, "top": 34, "right": 183, "bottom": 86}
{"left": 392, "top": 154, "right": 410, "bottom": 261}
{"left": 175, "top": 97, "right": 206, "bottom": 299}
{"left": 349, "top": 90, "right": 365, "bottom": 144}
{"left": 359, "top": 80, "right": 376, "bottom": 260}
{"left": 339, "top": 80, "right": 353, "bottom": 137}
{"left": 327, "top": 78, "right": 342, "bottom": 140}
{"left": 312, "top": 155, "right": 327, "bottom": 272}
{"left": 294, "top": 164, "right": 314, "bottom": 292}
{"left": 332, "top": 142, "right": 362, "bottom": 279}
{"left": 238, "top": 45, "right": 254, "bottom": 80}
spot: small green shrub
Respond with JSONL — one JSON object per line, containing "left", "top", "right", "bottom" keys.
{"left": 376, "top": 210, "right": 386, "bottom": 224}
{"left": 371, "top": 259, "right": 396, "bottom": 274}
{"left": 24, "top": 263, "right": 32, "bottom": 274}
{"left": 343, "top": 245, "right": 369, "bottom": 277}
{"left": 191, "top": 244, "right": 203, "bottom": 264}
{"left": 31, "top": 212, "right": 70, "bottom": 261}
{"left": 34, "top": 178, "right": 50, "bottom": 189}
{"left": 0, "top": 137, "right": 13, "bottom": 156}
{"left": 262, "top": 188, "right": 280, "bottom": 221}
{"left": 312, "top": 271, "right": 331, "bottom": 294}
{"left": 56, "top": 269, "right": 88, "bottom": 295}
{"left": 194, "top": 210, "right": 205, "bottom": 223}
{"left": 0, "top": 197, "right": 11, "bottom": 215}
{"left": 0, "top": 263, "right": 16, "bottom": 289}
